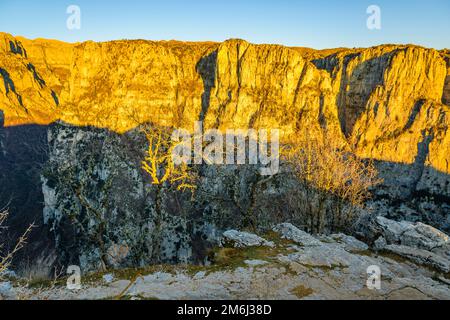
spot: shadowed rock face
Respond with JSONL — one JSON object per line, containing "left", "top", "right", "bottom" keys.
{"left": 0, "top": 33, "right": 449, "bottom": 272}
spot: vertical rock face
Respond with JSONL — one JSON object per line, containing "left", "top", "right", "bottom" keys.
{"left": 3, "top": 34, "right": 447, "bottom": 174}
{"left": 41, "top": 124, "right": 200, "bottom": 269}
{"left": 313, "top": 46, "right": 448, "bottom": 169}
{"left": 64, "top": 40, "right": 218, "bottom": 132}
{"left": 41, "top": 123, "right": 294, "bottom": 270}
{"left": 203, "top": 40, "right": 343, "bottom": 142}
{"left": 0, "top": 32, "right": 449, "bottom": 271}
{"left": 0, "top": 34, "right": 67, "bottom": 126}
{"left": 442, "top": 50, "right": 450, "bottom": 106}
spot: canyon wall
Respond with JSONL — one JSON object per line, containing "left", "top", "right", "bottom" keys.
{"left": 0, "top": 33, "right": 449, "bottom": 271}
{"left": 1, "top": 33, "right": 448, "bottom": 172}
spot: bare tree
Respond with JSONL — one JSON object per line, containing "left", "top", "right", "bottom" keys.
{"left": 0, "top": 209, "right": 33, "bottom": 279}
{"left": 283, "top": 130, "right": 381, "bottom": 234}
{"left": 141, "top": 125, "right": 197, "bottom": 262}
{"left": 142, "top": 125, "right": 197, "bottom": 191}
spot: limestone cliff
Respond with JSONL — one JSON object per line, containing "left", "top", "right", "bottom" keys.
{"left": 442, "top": 50, "right": 450, "bottom": 106}
{"left": 1, "top": 33, "right": 448, "bottom": 173}
{"left": 0, "top": 32, "right": 449, "bottom": 271}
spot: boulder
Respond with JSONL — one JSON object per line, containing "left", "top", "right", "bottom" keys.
{"left": 0, "top": 281, "right": 15, "bottom": 300}
{"left": 102, "top": 273, "right": 115, "bottom": 284}
{"left": 361, "top": 216, "right": 450, "bottom": 273}
{"left": 272, "top": 223, "right": 322, "bottom": 247}
{"left": 222, "top": 230, "right": 275, "bottom": 248}
{"left": 402, "top": 222, "right": 449, "bottom": 250}
{"left": 371, "top": 217, "right": 450, "bottom": 257}
{"left": 375, "top": 217, "right": 449, "bottom": 250}
{"left": 0, "top": 269, "right": 17, "bottom": 279}
{"left": 329, "top": 233, "right": 369, "bottom": 252}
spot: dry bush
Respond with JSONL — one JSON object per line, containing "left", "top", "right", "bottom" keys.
{"left": 0, "top": 209, "right": 33, "bottom": 279}
{"left": 282, "top": 130, "right": 381, "bottom": 234}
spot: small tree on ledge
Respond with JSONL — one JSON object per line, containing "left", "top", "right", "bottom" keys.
{"left": 141, "top": 124, "right": 197, "bottom": 262}
{"left": 142, "top": 125, "right": 197, "bottom": 192}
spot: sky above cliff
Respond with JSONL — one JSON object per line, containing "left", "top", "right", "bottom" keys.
{"left": 0, "top": 0, "right": 449, "bottom": 49}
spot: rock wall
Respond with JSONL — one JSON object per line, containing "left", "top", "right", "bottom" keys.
{"left": 39, "top": 123, "right": 295, "bottom": 270}
{"left": 442, "top": 50, "right": 450, "bottom": 106}
{"left": 1, "top": 33, "right": 448, "bottom": 173}
{"left": 0, "top": 32, "right": 449, "bottom": 271}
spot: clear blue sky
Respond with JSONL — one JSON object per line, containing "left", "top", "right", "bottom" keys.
{"left": 0, "top": 0, "right": 449, "bottom": 49}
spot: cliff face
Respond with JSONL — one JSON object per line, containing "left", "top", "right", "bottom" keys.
{"left": 1, "top": 33, "right": 448, "bottom": 172}
{"left": 442, "top": 50, "right": 450, "bottom": 106}
{"left": 0, "top": 33, "right": 449, "bottom": 271}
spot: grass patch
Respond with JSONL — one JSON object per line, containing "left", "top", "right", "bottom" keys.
{"left": 79, "top": 264, "right": 180, "bottom": 285}
{"left": 201, "top": 234, "right": 295, "bottom": 274}
{"left": 290, "top": 285, "right": 313, "bottom": 299}
{"left": 20, "top": 277, "right": 65, "bottom": 289}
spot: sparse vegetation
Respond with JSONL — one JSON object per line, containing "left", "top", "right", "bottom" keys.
{"left": 283, "top": 130, "right": 381, "bottom": 234}
{"left": 0, "top": 209, "right": 33, "bottom": 280}
{"left": 290, "top": 285, "right": 314, "bottom": 299}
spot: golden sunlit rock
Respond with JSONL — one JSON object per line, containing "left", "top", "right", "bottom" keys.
{"left": 0, "top": 32, "right": 449, "bottom": 175}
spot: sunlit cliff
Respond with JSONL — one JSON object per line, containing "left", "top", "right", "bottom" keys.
{"left": 1, "top": 32, "right": 449, "bottom": 176}
{"left": 1, "top": 32, "right": 450, "bottom": 273}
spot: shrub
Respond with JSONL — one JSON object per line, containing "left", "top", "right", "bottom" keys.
{"left": 282, "top": 131, "right": 381, "bottom": 234}
{"left": 0, "top": 209, "right": 33, "bottom": 279}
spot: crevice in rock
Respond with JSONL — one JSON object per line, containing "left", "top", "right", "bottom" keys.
{"left": 0, "top": 67, "right": 25, "bottom": 109}
{"left": 409, "top": 130, "right": 434, "bottom": 197}
{"left": 9, "top": 40, "right": 27, "bottom": 58}
{"left": 51, "top": 90, "right": 59, "bottom": 106}
{"left": 26, "top": 63, "right": 46, "bottom": 88}
{"left": 442, "top": 53, "right": 450, "bottom": 106}
{"left": 196, "top": 50, "right": 218, "bottom": 123}
{"left": 404, "top": 99, "right": 425, "bottom": 132}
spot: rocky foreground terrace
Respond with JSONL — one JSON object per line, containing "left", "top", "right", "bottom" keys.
{"left": 0, "top": 33, "right": 449, "bottom": 299}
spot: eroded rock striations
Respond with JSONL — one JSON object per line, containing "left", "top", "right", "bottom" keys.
{"left": 0, "top": 32, "right": 449, "bottom": 272}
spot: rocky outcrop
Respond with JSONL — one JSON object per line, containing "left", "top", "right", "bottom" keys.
{"left": 41, "top": 123, "right": 209, "bottom": 269}
{"left": 382, "top": 245, "right": 449, "bottom": 273}
{"left": 8, "top": 227, "right": 450, "bottom": 300}
{"left": 273, "top": 223, "right": 322, "bottom": 247}
{"left": 1, "top": 33, "right": 449, "bottom": 174}
{"left": 40, "top": 122, "right": 293, "bottom": 270}
{"left": 222, "top": 230, "right": 275, "bottom": 248}
{"left": 374, "top": 216, "right": 449, "bottom": 250}
{"left": 313, "top": 46, "right": 449, "bottom": 177}
{"left": 357, "top": 215, "right": 450, "bottom": 273}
